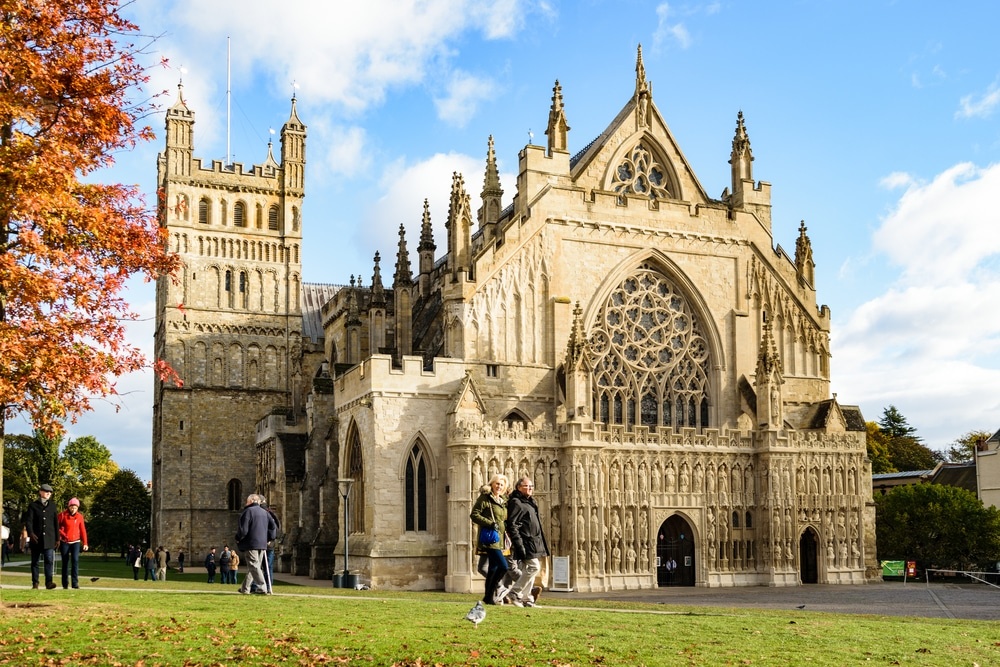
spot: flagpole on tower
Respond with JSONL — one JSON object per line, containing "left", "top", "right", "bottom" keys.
{"left": 226, "top": 36, "right": 232, "bottom": 168}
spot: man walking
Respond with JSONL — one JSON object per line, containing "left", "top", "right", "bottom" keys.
{"left": 236, "top": 494, "right": 277, "bottom": 595}
{"left": 505, "top": 477, "right": 550, "bottom": 607}
{"left": 24, "top": 483, "right": 59, "bottom": 589}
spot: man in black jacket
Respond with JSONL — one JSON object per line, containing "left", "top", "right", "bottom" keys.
{"left": 505, "top": 477, "right": 550, "bottom": 607}
{"left": 24, "top": 483, "right": 58, "bottom": 589}
{"left": 236, "top": 494, "right": 277, "bottom": 595}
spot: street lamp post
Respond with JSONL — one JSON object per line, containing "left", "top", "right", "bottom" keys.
{"left": 338, "top": 478, "right": 355, "bottom": 588}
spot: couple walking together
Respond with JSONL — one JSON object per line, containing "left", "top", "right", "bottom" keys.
{"left": 470, "top": 474, "right": 549, "bottom": 606}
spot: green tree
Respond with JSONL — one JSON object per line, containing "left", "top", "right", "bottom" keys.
{"left": 2, "top": 430, "right": 72, "bottom": 524}
{"left": 878, "top": 405, "right": 920, "bottom": 440}
{"left": 62, "top": 435, "right": 119, "bottom": 507}
{"left": 88, "top": 469, "right": 150, "bottom": 553}
{"left": 866, "top": 421, "right": 895, "bottom": 474}
{"left": 876, "top": 483, "right": 1000, "bottom": 571}
{"left": 946, "top": 430, "right": 993, "bottom": 463}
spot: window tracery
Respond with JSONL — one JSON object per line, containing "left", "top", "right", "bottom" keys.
{"left": 610, "top": 143, "right": 671, "bottom": 201}
{"left": 589, "top": 267, "right": 710, "bottom": 431}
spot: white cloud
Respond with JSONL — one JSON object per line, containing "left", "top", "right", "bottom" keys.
{"left": 654, "top": 3, "right": 692, "bottom": 50}
{"left": 957, "top": 79, "right": 1000, "bottom": 119}
{"left": 434, "top": 71, "right": 499, "bottom": 127}
{"left": 356, "top": 152, "right": 515, "bottom": 260}
{"left": 879, "top": 171, "right": 914, "bottom": 190}
{"left": 833, "top": 162, "right": 1000, "bottom": 449}
{"left": 318, "top": 124, "right": 371, "bottom": 179}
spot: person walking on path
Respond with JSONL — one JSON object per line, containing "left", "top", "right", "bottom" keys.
{"left": 178, "top": 549, "right": 185, "bottom": 573}
{"left": 230, "top": 550, "right": 240, "bottom": 585}
{"left": 505, "top": 476, "right": 550, "bottom": 607}
{"left": 236, "top": 494, "right": 277, "bottom": 595}
{"left": 24, "top": 483, "right": 59, "bottom": 590}
{"left": 57, "top": 498, "right": 89, "bottom": 589}
{"left": 470, "top": 474, "right": 510, "bottom": 606}
{"left": 144, "top": 547, "right": 157, "bottom": 581}
{"left": 156, "top": 546, "right": 168, "bottom": 581}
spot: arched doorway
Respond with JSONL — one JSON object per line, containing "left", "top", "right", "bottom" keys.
{"left": 656, "top": 515, "right": 695, "bottom": 586}
{"left": 799, "top": 527, "right": 819, "bottom": 584}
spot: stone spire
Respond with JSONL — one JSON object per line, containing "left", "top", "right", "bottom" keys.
{"left": 417, "top": 199, "right": 435, "bottom": 297}
{"left": 394, "top": 224, "right": 413, "bottom": 360}
{"left": 794, "top": 221, "right": 815, "bottom": 288}
{"left": 634, "top": 44, "right": 652, "bottom": 129}
{"left": 565, "top": 301, "right": 592, "bottom": 421}
{"left": 754, "top": 317, "right": 784, "bottom": 430}
{"left": 446, "top": 172, "right": 473, "bottom": 282}
{"left": 370, "top": 251, "right": 386, "bottom": 307}
{"left": 478, "top": 135, "right": 503, "bottom": 235}
{"left": 566, "top": 301, "right": 587, "bottom": 366}
{"left": 394, "top": 223, "right": 413, "bottom": 287}
{"left": 345, "top": 275, "right": 362, "bottom": 363}
{"left": 545, "top": 80, "right": 570, "bottom": 154}
{"left": 729, "top": 110, "right": 753, "bottom": 197}
{"left": 280, "top": 94, "right": 306, "bottom": 193}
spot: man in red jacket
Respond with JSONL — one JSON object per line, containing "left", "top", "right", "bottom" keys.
{"left": 57, "top": 497, "right": 89, "bottom": 589}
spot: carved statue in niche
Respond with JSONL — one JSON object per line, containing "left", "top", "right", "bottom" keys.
{"left": 591, "top": 543, "right": 602, "bottom": 573}
{"left": 610, "top": 462, "right": 621, "bottom": 505}
{"left": 626, "top": 545, "right": 636, "bottom": 572}
{"left": 640, "top": 542, "right": 649, "bottom": 571}
{"left": 651, "top": 462, "right": 661, "bottom": 493}
{"left": 488, "top": 459, "right": 499, "bottom": 481}
{"left": 796, "top": 466, "right": 806, "bottom": 493}
{"left": 744, "top": 466, "right": 755, "bottom": 503}
{"left": 782, "top": 465, "right": 792, "bottom": 501}
{"left": 694, "top": 463, "right": 704, "bottom": 493}
{"left": 679, "top": 463, "right": 690, "bottom": 492}
{"left": 835, "top": 466, "right": 844, "bottom": 495}
{"left": 625, "top": 512, "right": 635, "bottom": 545}
{"left": 822, "top": 466, "right": 831, "bottom": 494}
{"left": 665, "top": 462, "right": 676, "bottom": 492}
{"left": 611, "top": 544, "right": 622, "bottom": 573}
{"left": 718, "top": 466, "right": 729, "bottom": 505}
{"left": 784, "top": 540, "right": 794, "bottom": 562}
{"left": 504, "top": 460, "right": 515, "bottom": 484}
{"left": 550, "top": 508, "right": 561, "bottom": 552}
{"left": 591, "top": 508, "right": 601, "bottom": 542}
{"left": 838, "top": 539, "right": 848, "bottom": 566}
{"left": 719, "top": 513, "right": 729, "bottom": 546}
{"left": 809, "top": 467, "right": 819, "bottom": 494}
{"left": 472, "top": 459, "right": 484, "bottom": 492}
{"left": 847, "top": 468, "right": 856, "bottom": 496}
{"left": 578, "top": 545, "right": 588, "bottom": 572}
{"left": 826, "top": 538, "right": 835, "bottom": 564}
{"left": 784, "top": 508, "right": 793, "bottom": 537}
{"left": 575, "top": 463, "right": 586, "bottom": 495}
{"left": 625, "top": 464, "right": 636, "bottom": 505}
{"left": 705, "top": 464, "right": 715, "bottom": 494}
{"left": 577, "top": 509, "right": 586, "bottom": 543}
{"left": 638, "top": 463, "right": 648, "bottom": 498}
{"left": 731, "top": 465, "right": 742, "bottom": 496}
{"left": 535, "top": 461, "right": 546, "bottom": 492}
{"left": 590, "top": 463, "right": 599, "bottom": 497}
{"left": 610, "top": 511, "right": 623, "bottom": 547}
{"left": 836, "top": 511, "right": 846, "bottom": 542}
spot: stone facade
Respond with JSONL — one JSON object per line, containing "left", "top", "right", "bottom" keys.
{"left": 152, "top": 48, "right": 877, "bottom": 589}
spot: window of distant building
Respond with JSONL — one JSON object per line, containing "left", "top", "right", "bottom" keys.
{"left": 268, "top": 205, "right": 279, "bottom": 231}
{"left": 227, "top": 479, "right": 242, "bottom": 511}
{"left": 198, "top": 198, "right": 210, "bottom": 224}
{"left": 234, "top": 201, "right": 246, "bottom": 227}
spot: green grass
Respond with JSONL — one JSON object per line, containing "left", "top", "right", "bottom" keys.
{"left": 1, "top": 555, "right": 998, "bottom": 666}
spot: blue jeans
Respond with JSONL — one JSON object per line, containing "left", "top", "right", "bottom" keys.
{"left": 31, "top": 545, "right": 55, "bottom": 587}
{"left": 60, "top": 541, "right": 82, "bottom": 588}
{"left": 482, "top": 548, "right": 509, "bottom": 604}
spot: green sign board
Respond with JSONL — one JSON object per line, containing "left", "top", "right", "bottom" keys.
{"left": 881, "top": 560, "right": 905, "bottom": 577}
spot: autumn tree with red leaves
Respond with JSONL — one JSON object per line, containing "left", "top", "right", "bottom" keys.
{"left": 0, "top": 1, "right": 179, "bottom": 503}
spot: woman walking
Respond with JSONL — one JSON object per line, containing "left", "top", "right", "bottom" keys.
{"left": 470, "top": 474, "right": 509, "bottom": 605}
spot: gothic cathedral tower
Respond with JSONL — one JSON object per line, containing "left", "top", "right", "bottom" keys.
{"left": 152, "top": 85, "right": 306, "bottom": 556}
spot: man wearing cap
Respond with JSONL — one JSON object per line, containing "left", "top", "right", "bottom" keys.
{"left": 57, "top": 498, "right": 89, "bottom": 589}
{"left": 24, "top": 483, "right": 59, "bottom": 589}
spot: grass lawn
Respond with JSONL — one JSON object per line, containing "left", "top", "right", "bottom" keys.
{"left": 1, "top": 554, "right": 998, "bottom": 666}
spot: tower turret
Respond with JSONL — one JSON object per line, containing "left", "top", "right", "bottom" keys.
{"left": 280, "top": 95, "right": 306, "bottom": 195}
{"left": 545, "top": 81, "right": 570, "bottom": 154}
{"left": 795, "top": 221, "right": 815, "bottom": 289}
{"left": 446, "top": 172, "right": 473, "bottom": 283}
{"left": 163, "top": 83, "right": 194, "bottom": 179}
{"left": 478, "top": 135, "right": 503, "bottom": 241}
{"left": 417, "top": 199, "right": 436, "bottom": 297}
{"left": 729, "top": 110, "right": 753, "bottom": 201}
{"left": 393, "top": 224, "right": 414, "bottom": 360}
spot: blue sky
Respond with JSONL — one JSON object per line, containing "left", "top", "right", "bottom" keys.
{"left": 17, "top": 1, "right": 1000, "bottom": 480}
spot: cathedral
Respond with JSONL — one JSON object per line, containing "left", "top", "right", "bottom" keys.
{"left": 152, "top": 48, "right": 877, "bottom": 591}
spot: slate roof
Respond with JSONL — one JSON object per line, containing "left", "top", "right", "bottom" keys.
{"left": 301, "top": 282, "right": 343, "bottom": 343}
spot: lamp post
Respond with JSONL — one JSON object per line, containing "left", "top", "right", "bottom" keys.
{"left": 338, "top": 478, "right": 355, "bottom": 588}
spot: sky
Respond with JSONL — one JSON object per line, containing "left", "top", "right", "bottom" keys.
{"left": 14, "top": 0, "right": 1000, "bottom": 481}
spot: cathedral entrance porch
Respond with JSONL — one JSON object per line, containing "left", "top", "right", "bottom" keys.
{"left": 657, "top": 515, "right": 695, "bottom": 586}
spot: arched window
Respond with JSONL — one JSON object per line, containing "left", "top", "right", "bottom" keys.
{"left": 731, "top": 511, "right": 740, "bottom": 529}
{"left": 227, "top": 479, "right": 242, "bottom": 511}
{"left": 610, "top": 142, "right": 673, "bottom": 202}
{"left": 234, "top": 201, "right": 246, "bottom": 227}
{"left": 745, "top": 511, "right": 753, "bottom": 529}
{"left": 590, "top": 265, "right": 711, "bottom": 431}
{"left": 347, "top": 429, "right": 365, "bottom": 534}
{"left": 198, "top": 198, "right": 210, "bottom": 224}
{"left": 268, "top": 205, "right": 279, "bottom": 231}
{"left": 256, "top": 203, "right": 263, "bottom": 229}
{"left": 405, "top": 442, "right": 427, "bottom": 532}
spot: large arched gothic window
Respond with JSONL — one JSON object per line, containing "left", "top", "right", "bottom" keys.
{"left": 404, "top": 442, "right": 427, "bottom": 532}
{"left": 589, "top": 265, "right": 710, "bottom": 431}
{"left": 347, "top": 430, "right": 365, "bottom": 534}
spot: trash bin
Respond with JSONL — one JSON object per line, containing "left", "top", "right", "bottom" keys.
{"left": 342, "top": 573, "right": 359, "bottom": 589}
{"left": 332, "top": 573, "right": 343, "bottom": 588}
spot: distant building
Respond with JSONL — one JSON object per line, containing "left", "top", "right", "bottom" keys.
{"left": 975, "top": 430, "right": 1000, "bottom": 508}
{"left": 152, "top": 48, "right": 877, "bottom": 590}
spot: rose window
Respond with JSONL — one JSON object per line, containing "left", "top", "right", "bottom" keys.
{"left": 589, "top": 267, "right": 710, "bottom": 430}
